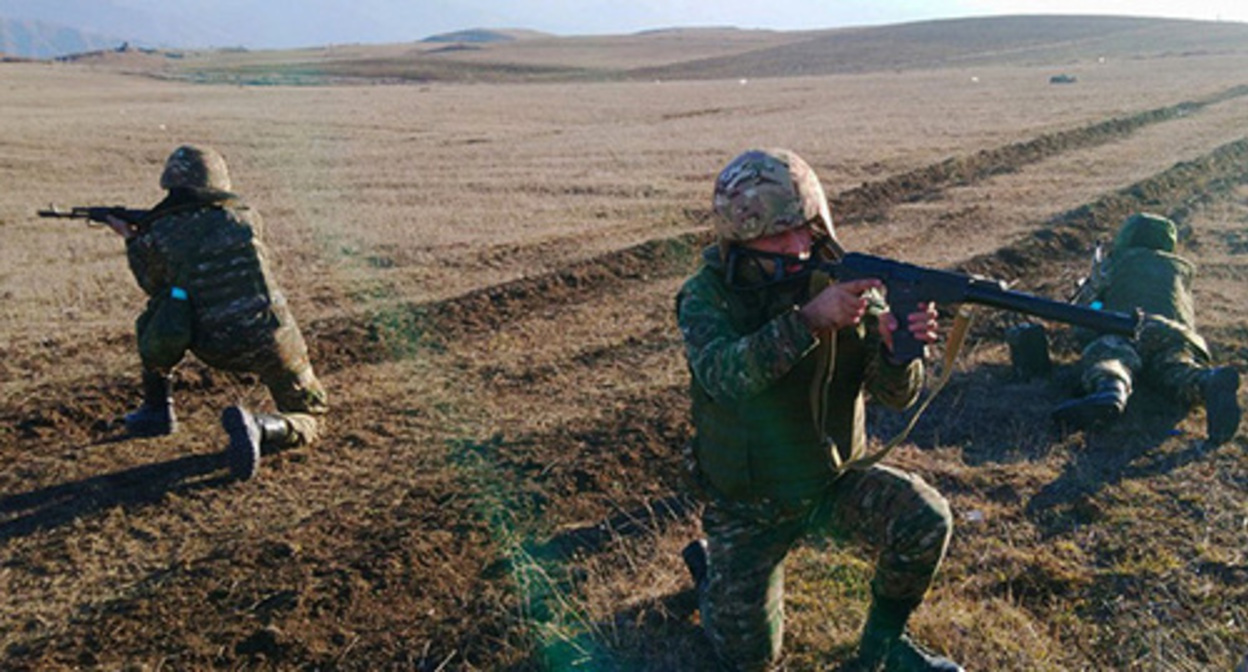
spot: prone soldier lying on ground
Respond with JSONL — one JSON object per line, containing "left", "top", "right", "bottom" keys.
{"left": 103, "top": 144, "right": 329, "bottom": 480}
{"left": 1015, "top": 212, "right": 1241, "bottom": 444}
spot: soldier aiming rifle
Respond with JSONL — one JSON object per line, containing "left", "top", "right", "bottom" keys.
{"left": 75, "top": 145, "right": 329, "bottom": 480}
{"left": 677, "top": 148, "right": 962, "bottom": 672}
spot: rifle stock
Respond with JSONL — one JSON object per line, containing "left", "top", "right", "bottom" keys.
{"left": 823, "top": 252, "right": 1141, "bottom": 362}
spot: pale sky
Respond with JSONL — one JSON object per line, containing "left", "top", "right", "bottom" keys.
{"left": 4, "top": 0, "right": 1246, "bottom": 50}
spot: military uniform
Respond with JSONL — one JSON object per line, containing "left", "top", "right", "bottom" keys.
{"left": 127, "top": 187, "right": 327, "bottom": 447}
{"left": 118, "top": 145, "right": 327, "bottom": 480}
{"left": 678, "top": 149, "right": 960, "bottom": 672}
{"left": 1059, "top": 213, "right": 1240, "bottom": 443}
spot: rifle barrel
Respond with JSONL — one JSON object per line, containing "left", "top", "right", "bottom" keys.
{"left": 963, "top": 280, "right": 1138, "bottom": 336}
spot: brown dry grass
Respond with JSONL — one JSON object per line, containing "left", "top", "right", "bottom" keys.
{"left": 2, "top": 16, "right": 1247, "bottom": 671}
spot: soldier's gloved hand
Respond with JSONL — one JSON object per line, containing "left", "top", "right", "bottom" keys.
{"left": 878, "top": 302, "right": 940, "bottom": 356}
{"left": 798, "top": 278, "right": 883, "bottom": 332}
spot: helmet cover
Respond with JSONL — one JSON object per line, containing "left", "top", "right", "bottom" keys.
{"left": 160, "top": 144, "right": 231, "bottom": 191}
{"left": 711, "top": 148, "right": 833, "bottom": 243}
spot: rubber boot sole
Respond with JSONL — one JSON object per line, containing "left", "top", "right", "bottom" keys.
{"left": 124, "top": 406, "right": 177, "bottom": 437}
{"left": 222, "top": 406, "right": 261, "bottom": 481}
{"left": 1203, "top": 367, "right": 1242, "bottom": 445}
{"left": 1051, "top": 393, "right": 1124, "bottom": 431}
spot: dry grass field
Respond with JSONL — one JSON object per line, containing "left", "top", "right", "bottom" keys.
{"left": 2, "top": 15, "right": 1247, "bottom": 671}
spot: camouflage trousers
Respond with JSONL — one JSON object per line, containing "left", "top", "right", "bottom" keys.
{"left": 1079, "top": 325, "right": 1210, "bottom": 406}
{"left": 144, "top": 323, "right": 328, "bottom": 448}
{"left": 252, "top": 358, "right": 328, "bottom": 448}
{"left": 697, "top": 464, "right": 953, "bottom": 672}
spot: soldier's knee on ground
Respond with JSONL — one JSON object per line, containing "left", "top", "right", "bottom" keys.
{"left": 707, "top": 638, "right": 782, "bottom": 672}
{"left": 283, "top": 413, "right": 322, "bottom": 448}
{"left": 701, "top": 583, "right": 785, "bottom": 672}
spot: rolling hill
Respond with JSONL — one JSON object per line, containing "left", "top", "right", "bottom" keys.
{"left": 49, "top": 14, "right": 1248, "bottom": 85}
{"left": 0, "top": 17, "right": 124, "bottom": 59}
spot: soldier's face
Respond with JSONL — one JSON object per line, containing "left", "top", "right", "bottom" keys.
{"left": 742, "top": 226, "right": 812, "bottom": 272}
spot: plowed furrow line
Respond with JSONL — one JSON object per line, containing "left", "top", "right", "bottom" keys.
{"left": 961, "top": 136, "right": 1248, "bottom": 292}
{"left": 830, "top": 84, "right": 1248, "bottom": 225}
{"left": 305, "top": 89, "right": 1248, "bottom": 370}
{"left": 6, "top": 98, "right": 1247, "bottom": 443}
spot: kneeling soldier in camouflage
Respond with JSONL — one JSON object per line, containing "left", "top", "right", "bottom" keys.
{"left": 106, "top": 144, "right": 328, "bottom": 480}
{"left": 1054, "top": 212, "right": 1241, "bottom": 444}
{"left": 677, "top": 149, "right": 961, "bottom": 671}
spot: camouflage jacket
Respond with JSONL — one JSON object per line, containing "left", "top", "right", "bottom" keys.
{"left": 1077, "top": 214, "right": 1205, "bottom": 354}
{"left": 677, "top": 245, "right": 924, "bottom": 503}
{"left": 126, "top": 188, "right": 303, "bottom": 372}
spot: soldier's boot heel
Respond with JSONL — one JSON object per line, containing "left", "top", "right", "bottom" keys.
{"left": 855, "top": 597, "right": 963, "bottom": 672}
{"left": 1201, "top": 366, "right": 1241, "bottom": 445}
{"left": 222, "top": 406, "right": 262, "bottom": 481}
{"left": 125, "top": 371, "right": 176, "bottom": 437}
{"left": 866, "top": 634, "right": 964, "bottom": 672}
{"left": 1051, "top": 379, "right": 1128, "bottom": 430}
{"left": 222, "top": 407, "right": 293, "bottom": 481}
{"left": 125, "top": 404, "right": 176, "bottom": 437}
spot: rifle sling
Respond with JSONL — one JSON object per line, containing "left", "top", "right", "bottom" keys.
{"left": 835, "top": 305, "right": 975, "bottom": 474}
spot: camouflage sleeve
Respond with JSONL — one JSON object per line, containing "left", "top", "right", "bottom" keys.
{"left": 677, "top": 280, "right": 818, "bottom": 403}
{"left": 125, "top": 231, "right": 167, "bottom": 298}
{"left": 861, "top": 297, "right": 925, "bottom": 411}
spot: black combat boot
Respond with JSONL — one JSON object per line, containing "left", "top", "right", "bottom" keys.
{"left": 682, "top": 538, "right": 709, "bottom": 593}
{"left": 1200, "top": 366, "right": 1241, "bottom": 445}
{"left": 1051, "top": 378, "right": 1129, "bottom": 430}
{"left": 124, "top": 370, "right": 177, "bottom": 437}
{"left": 853, "top": 596, "right": 963, "bottom": 672}
{"left": 221, "top": 405, "right": 290, "bottom": 481}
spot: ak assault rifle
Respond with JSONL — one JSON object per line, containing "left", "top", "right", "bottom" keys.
{"left": 819, "top": 252, "right": 1142, "bottom": 362}
{"left": 37, "top": 205, "right": 148, "bottom": 234}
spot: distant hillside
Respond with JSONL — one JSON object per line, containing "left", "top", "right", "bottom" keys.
{"left": 0, "top": 1, "right": 547, "bottom": 55}
{"left": 422, "top": 28, "right": 548, "bottom": 44}
{"left": 30, "top": 14, "right": 1248, "bottom": 85}
{"left": 0, "top": 17, "right": 124, "bottom": 59}
{"left": 627, "top": 15, "right": 1248, "bottom": 80}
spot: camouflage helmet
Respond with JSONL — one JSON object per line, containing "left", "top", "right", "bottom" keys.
{"left": 159, "top": 144, "right": 231, "bottom": 191}
{"left": 711, "top": 148, "right": 834, "bottom": 243}
{"left": 1113, "top": 212, "right": 1177, "bottom": 254}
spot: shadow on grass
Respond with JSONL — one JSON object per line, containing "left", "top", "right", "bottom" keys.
{"left": 497, "top": 588, "right": 717, "bottom": 672}
{"left": 532, "top": 494, "right": 697, "bottom": 560}
{"left": 0, "top": 451, "right": 232, "bottom": 542}
{"left": 863, "top": 359, "right": 1225, "bottom": 537}
{"left": 867, "top": 362, "right": 1074, "bottom": 465}
{"left": 1023, "top": 386, "right": 1221, "bottom": 536}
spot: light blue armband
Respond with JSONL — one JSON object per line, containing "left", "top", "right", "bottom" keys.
{"left": 1090, "top": 300, "right": 1103, "bottom": 310}
{"left": 170, "top": 286, "right": 188, "bottom": 301}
